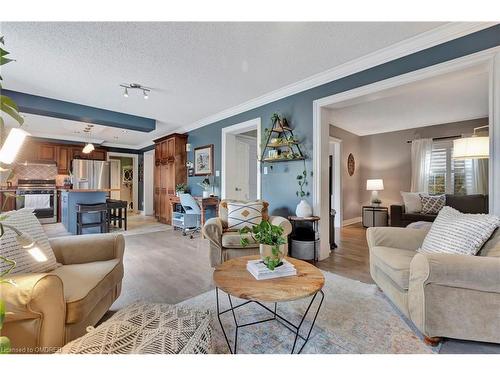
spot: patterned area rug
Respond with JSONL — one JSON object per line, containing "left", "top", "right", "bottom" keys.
{"left": 177, "top": 271, "right": 437, "bottom": 354}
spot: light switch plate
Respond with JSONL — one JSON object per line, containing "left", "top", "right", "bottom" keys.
{"left": 215, "top": 170, "right": 220, "bottom": 177}
{"left": 263, "top": 167, "right": 268, "bottom": 175}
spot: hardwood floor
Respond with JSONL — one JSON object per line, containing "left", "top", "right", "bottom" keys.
{"left": 317, "top": 223, "right": 373, "bottom": 284}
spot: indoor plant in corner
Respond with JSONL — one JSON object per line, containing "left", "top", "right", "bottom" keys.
{"left": 239, "top": 221, "right": 287, "bottom": 270}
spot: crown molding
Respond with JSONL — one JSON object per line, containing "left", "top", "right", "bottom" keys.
{"left": 164, "top": 22, "right": 495, "bottom": 136}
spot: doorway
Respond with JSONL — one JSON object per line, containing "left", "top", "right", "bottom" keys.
{"left": 329, "top": 137, "right": 342, "bottom": 244}
{"left": 107, "top": 152, "right": 139, "bottom": 213}
{"left": 221, "top": 118, "right": 262, "bottom": 200}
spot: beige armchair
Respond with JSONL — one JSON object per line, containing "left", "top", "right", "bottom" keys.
{"left": 2, "top": 233, "right": 125, "bottom": 353}
{"left": 202, "top": 200, "right": 292, "bottom": 267}
{"left": 367, "top": 226, "right": 500, "bottom": 345}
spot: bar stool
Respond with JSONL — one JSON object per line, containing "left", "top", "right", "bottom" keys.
{"left": 106, "top": 199, "right": 128, "bottom": 230}
{"left": 76, "top": 203, "right": 109, "bottom": 235}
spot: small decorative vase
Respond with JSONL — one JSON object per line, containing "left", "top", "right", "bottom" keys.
{"left": 259, "top": 244, "right": 287, "bottom": 266}
{"left": 202, "top": 190, "right": 210, "bottom": 198}
{"left": 296, "top": 199, "right": 312, "bottom": 217}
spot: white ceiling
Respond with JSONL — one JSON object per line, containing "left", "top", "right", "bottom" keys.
{"left": 327, "top": 63, "right": 489, "bottom": 135}
{"left": 0, "top": 22, "right": 452, "bottom": 148}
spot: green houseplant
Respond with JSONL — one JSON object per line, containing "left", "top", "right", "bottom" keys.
{"left": 239, "top": 221, "right": 287, "bottom": 270}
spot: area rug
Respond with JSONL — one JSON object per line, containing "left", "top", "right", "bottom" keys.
{"left": 177, "top": 271, "right": 437, "bottom": 354}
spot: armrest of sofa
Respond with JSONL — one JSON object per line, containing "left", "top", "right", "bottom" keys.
{"left": 409, "top": 252, "right": 500, "bottom": 293}
{"left": 50, "top": 233, "right": 125, "bottom": 265}
{"left": 3, "top": 273, "right": 66, "bottom": 350}
{"left": 269, "top": 216, "right": 292, "bottom": 237}
{"left": 390, "top": 205, "right": 405, "bottom": 227}
{"left": 366, "top": 227, "right": 428, "bottom": 251}
{"left": 202, "top": 217, "right": 224, "bottom": 267}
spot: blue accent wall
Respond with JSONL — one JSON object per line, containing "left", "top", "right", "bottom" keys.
{"left": 3, "top": 90, "right": 156, "bottom": 132}
{"left": 186, "top": 25, "right": 500, "bottom": 216}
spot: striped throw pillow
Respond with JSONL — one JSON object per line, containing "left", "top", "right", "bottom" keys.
{"left": 227, "top": 201, "right": 263, "bottom": 231}
{"left": 0, "top": 208, "right": 59, "bottom": 274}
{"left": 418, "top": 206, "right": 500, "bottom": 256}
{"left": 420, "top": 194, "right": 445, "bottom": 214}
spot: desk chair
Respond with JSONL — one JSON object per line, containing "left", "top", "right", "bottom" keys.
{"left": 179, "top": 193, "right": 202, "bottom": 238}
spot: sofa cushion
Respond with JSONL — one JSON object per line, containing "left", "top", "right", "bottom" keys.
{"left": 50, "top": 259, "right": 123, "bottom": 324}
{"left": 420, "top": 194, "right": 445, "bottom": 214}
{"left": 370, "top": 246, "right": 416, "bottom": 290}
{"left": 221, "top": 232, "right": 259, "bottom": 248}
{"left": 219, "top": 200, "right": 269, "bottom": 228}
{"left": 400, "top": 191, "right": 423, "bottom": 213}
{"left": 479, "top": 228, "right": 500, "bottom": 257}
{"left": 1, "top": 208, "right": 59, "bottom": 274}
{"left": 419, "top": 206, "right": 500, "bottom": 256}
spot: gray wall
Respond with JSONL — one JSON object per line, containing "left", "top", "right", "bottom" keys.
{"left": 330, "top": 117, "right": 488, "bottom": 219}
{"left": 185, "top": 26, "right": 500, "bottom": 217}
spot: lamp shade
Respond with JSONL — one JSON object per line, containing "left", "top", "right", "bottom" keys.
{"left": 0, "top": 128, "right": 29, "bottom": 164}
{"left": 452, "top": 136, "right": 489, "bottom": 159}
{"left": 366, "top": 179, "right": 384, "bottom": 191}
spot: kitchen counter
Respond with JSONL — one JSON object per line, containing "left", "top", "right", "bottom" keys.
{"left": 60, "top": 190, "right": 109, "bottom": 234}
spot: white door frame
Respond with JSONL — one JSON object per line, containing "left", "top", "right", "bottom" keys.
{"left": 107, "top": 152, "right": 139, "bottom": 213}
{"left": 221, "top": 117, "right": 262, "bottom": 200}
{"left": 313, "top": 47, "right": 500, "bottom": 260}
{"left": 329, "top": 137, "right": 342, "bottom": 240}
{"left": 143, "top": 149, "right": 155, "bottom": 216}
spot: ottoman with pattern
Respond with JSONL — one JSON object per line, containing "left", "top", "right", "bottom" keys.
{"left": 58, "top": 303, "right": 213, "bottom": 354}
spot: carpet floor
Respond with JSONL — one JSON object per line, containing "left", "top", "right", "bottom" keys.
{"left": 178, "top": 271, "right": 436, "bottom": 354}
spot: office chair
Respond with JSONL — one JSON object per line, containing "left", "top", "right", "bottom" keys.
{"left": 178, "top": 193, "right": 202, "bottom": 238}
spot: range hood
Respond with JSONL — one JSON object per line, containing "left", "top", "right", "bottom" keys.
{"left": 18, "top": 160, "right": 57, "bottom": 166}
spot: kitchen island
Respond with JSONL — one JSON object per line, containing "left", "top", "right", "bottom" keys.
{"left": 60, "top": 190, "right": 109, "bottom": 234}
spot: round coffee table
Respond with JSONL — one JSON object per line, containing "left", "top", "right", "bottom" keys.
{"left": 213, "top": 255, "right": 325, "bottom": 354}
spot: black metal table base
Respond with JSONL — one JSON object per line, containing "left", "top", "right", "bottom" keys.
{"left": 215, "top": 287, "right": 324, "bottom": 354}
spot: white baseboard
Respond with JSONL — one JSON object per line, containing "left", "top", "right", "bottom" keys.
{"left": 342, "top": 216, "right": 362, "bottom": 227}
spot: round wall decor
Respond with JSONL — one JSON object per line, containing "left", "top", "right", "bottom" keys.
{"left": 347, "top": 153, "right": 355, "bottom": 176}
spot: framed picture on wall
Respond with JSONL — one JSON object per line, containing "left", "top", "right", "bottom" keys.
{"left": 194, "top": 144, "right": 214, "bottom": 176}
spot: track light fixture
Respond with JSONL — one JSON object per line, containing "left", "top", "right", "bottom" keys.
{"left": 120, "top": 83, "right": 151, "bottom": 99}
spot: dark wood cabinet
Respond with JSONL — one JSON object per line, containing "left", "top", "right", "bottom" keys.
{"left": 57, "top": 146, "right": 70, "bottom": 174}
{"left": 0, "top": 190, "right": 16, "bottom": 213}
{"left": 38, "top": 144, "right": 57, "bottom": 161}
{"left": 153, "top": 133, "right": 188, "bottom": 224}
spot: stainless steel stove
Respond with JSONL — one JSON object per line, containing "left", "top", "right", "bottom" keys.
{"left": 16, "top": 179, "right": 57, "bottom": 223}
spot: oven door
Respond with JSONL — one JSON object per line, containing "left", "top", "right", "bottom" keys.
{"left": 16, "top": 190, "right": 57, "bottom": 224}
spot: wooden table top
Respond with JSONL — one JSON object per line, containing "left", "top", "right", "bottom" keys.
{"left": 213, "top": 255, "right": 325, "bottom": 302}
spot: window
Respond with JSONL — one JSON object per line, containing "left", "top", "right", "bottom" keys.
{"left": 428, "top": 140, "right": 474, "bottom": 195}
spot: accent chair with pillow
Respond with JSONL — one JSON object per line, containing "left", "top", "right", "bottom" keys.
{"left": 1, "top": 209, "right": 125, "bottom": 353}
{"left": 202, "top": 199, "right": 292, "bottom": 267}
{"left": 367, "top": 207, "right": 500, "bottom": 345}
{"left": 390, "top": 193, "right": 489, "bottom": 227}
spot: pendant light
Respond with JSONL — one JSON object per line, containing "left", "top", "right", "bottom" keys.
{"left": 82, "top": 125, "right": 95, "bottom": 154}
{"left": 120, "top": 83, "right": 151, "bottom": 99}
{"left": 452, "top": 126, "right": 489, "bottom": 160}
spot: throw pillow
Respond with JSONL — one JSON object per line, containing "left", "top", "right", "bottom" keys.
{"left": 227, "top": 201, "right": 263, "bottom": 230}
{"left": 400, "top": 191, "right": 423, "bottom": 213}
{"left": 0, "top": 208, "right": 59, "bottom": 274}
{"left": 418, "top": 206, "right": 500, "bottom": 256}
{"left": 420, "top": 194, "right": 445, "bottom": 214}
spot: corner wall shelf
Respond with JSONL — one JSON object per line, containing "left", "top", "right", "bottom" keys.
{"left": 261, "top": 115, "right": 305, "bottom": 163}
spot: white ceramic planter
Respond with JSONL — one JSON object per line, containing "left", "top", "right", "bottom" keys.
{"left": 296, "top": 199, "right": 312, "bottom": 217}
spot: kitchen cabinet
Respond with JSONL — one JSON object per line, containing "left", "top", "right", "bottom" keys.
{"left": 57, "top": 146, "right": 71, "bottom": 174}
{"left": 153, "top": 133, "right": 187, "bottom": 224}
{"left": 38, "top": 144, "right": 57, "bottom": 161}
{"left": 0, "top": 190, "right": 16, "bottom": 213}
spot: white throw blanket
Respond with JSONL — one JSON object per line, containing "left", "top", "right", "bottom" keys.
{"left": 24, "top": 194, "right": 51, "bottom": 209}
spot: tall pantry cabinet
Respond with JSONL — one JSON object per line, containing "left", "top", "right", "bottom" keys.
{"left": 153, "top": 133, "right": 188, "bottom": 224}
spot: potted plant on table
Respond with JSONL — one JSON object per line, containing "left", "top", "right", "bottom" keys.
{"left": 197, "top": 178, "right": 211, "bottom": 198}
{"left": 175, "top": 183, "right": 188, "bottom": 197}
{"left": 239, "top": 221, "right": 287, "bottom": 270}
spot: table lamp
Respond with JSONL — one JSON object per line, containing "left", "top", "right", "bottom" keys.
{"left": 366, "top": 179, "right": 384, "bottom": 206}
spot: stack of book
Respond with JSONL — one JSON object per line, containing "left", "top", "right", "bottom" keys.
{"left": 246, "top": 259, "right": 297, "bottom": 280}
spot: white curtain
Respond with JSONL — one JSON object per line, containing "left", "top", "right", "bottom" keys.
{"left": 466, "top": 159, "right": 488, "bottom": 195}
{"left": 410, "top": 138, "right": 433, "bottom": 193}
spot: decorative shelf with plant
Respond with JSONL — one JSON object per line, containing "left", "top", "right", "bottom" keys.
{"left": 261, "top": 113, "right": 305, "bottom": 163}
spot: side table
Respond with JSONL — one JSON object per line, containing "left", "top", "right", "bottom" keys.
{"left": 362, "top": 206, "right": 388, "bottom": 227}
{"left": 288, "top": 216, "right": 320, "bottom": 263}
